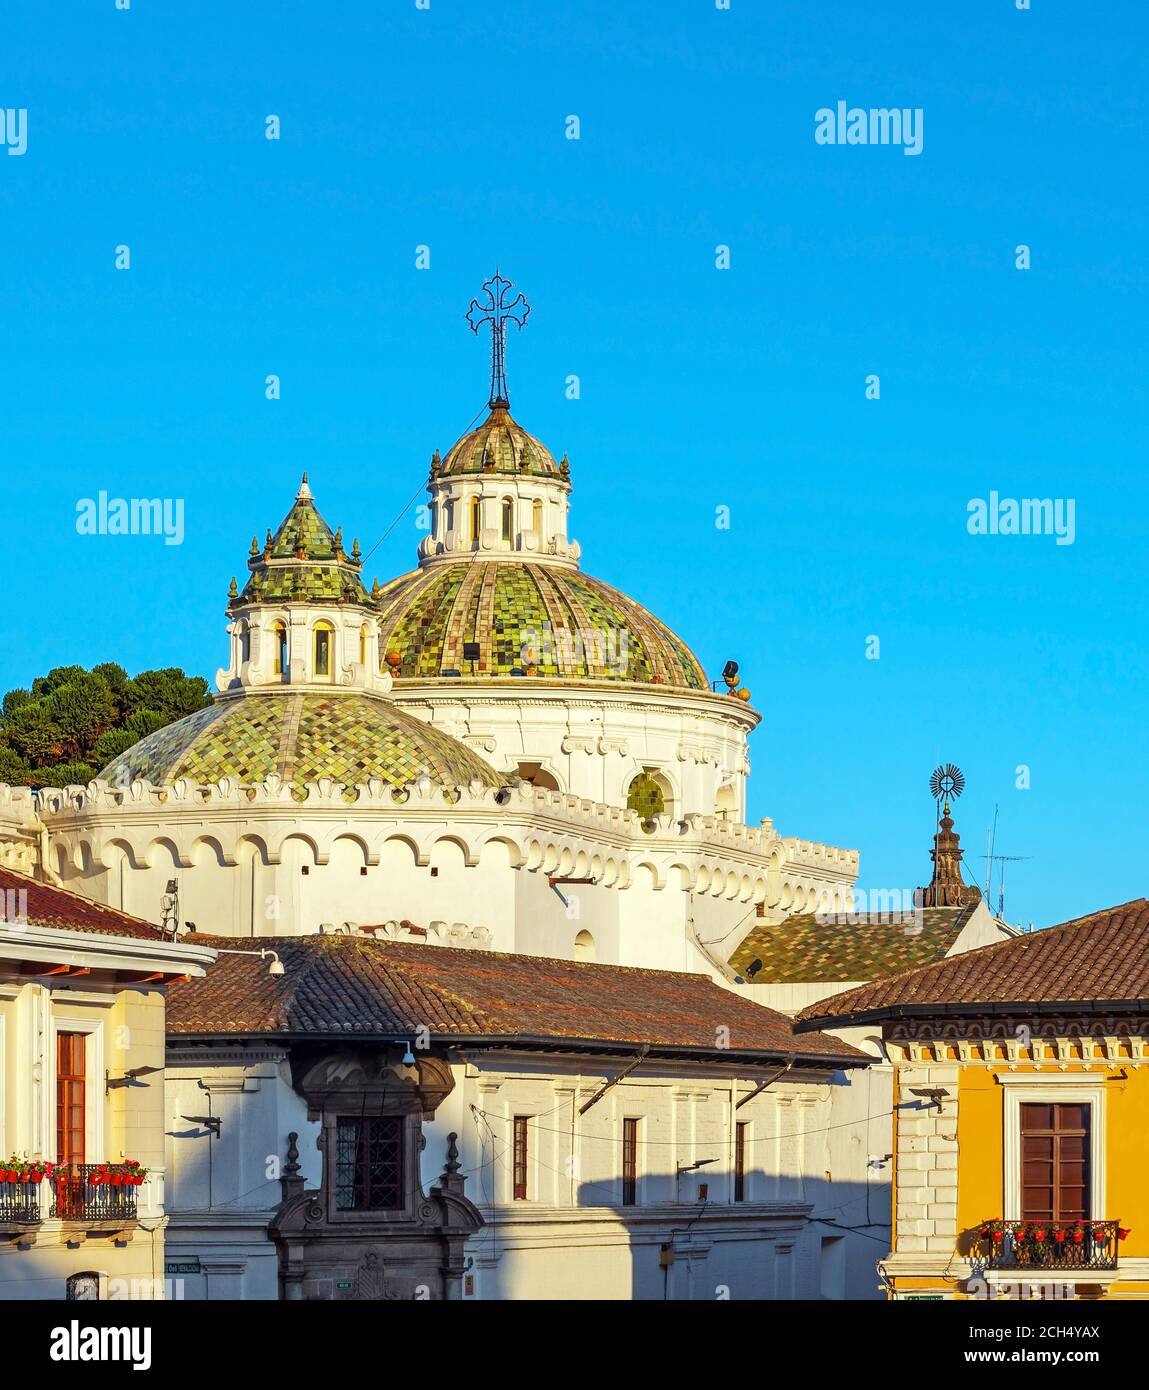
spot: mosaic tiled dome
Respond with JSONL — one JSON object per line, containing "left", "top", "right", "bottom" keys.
{"left": 233, "top": 475, "right": 371, "bottom": 608}
{"left": 375, "top": 563, "right": 709, "bottom": 690}
{"left": 436, "top": 405, "right": 567, "bottom": 479}
{"left": 99, "top": 692, "right": 501, "bottom": 794}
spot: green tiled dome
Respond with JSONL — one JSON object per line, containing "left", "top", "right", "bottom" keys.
{"left": 375, "top": 562, "right": 709, "bottom": 690}
{"left": 436, "top": 406, "right": 567, "bottom": 479}
{"left": 99, "top": 692, "right": 501, "bottom": 795}
{"left": 232, "top": 475, "right": 371, "bottom": 608}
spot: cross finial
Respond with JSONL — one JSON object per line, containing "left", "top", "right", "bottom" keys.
{"left": 466, "top": 269, "right": 530, "bottom": 409}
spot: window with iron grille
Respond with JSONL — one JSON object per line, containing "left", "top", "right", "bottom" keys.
{"left": 622, "top": 1118, "right": 639, "bottom": 1205}
{"left": 512, "top": 1116, "right": 529, "bottom": 1200}
{"left": 334, "top": 1117, "right": 404, "bottom": 1211}
{"left": 734, "top": 1122, "right": 748, "bottom": 1202}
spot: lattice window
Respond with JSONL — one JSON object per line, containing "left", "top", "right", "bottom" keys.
{"left": 334, "top": 1117, "right": 404, "bottom": 1211}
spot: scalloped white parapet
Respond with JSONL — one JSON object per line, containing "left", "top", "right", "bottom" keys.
{"left": 33, "top": 773, "right": 858, "bottom": 913}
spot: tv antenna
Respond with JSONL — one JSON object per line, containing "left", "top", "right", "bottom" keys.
{"left": 980, "top": 853, "right": 1031, "bottom": 922}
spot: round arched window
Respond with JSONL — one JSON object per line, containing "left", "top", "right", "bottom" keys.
{"left": 313, "top": 622, "right": 335, "bottom": 680}
{"left": 626, "top": 770, "right": 668, "bottom": 821}
{"left": 273, "top": 622, "right": 288, "bottom": 677}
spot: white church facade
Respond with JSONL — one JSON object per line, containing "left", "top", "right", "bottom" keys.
{"left": 0, "top": 277, "right": 1012, "bottom": 1300}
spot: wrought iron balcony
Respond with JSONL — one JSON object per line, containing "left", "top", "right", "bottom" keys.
{"left": 50, "top": 1167, "right": 139, "bottom": 1224}
{"left": 0, "top": 1180, "right": 43, "bottom": 1227}
{"left": 974, "top": 1219, "right": 1124, "bottom": 1271}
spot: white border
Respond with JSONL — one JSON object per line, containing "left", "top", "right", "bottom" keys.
{"left": 47, "top": 1007, "right": 107, "bottom": 1164}
{"left": 1000, "top": 1079, "right": 1105, "bottom": 1223}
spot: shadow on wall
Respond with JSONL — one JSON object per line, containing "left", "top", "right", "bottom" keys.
{"left": 472, "top": 1171, "right": 889, "bottom": 1301}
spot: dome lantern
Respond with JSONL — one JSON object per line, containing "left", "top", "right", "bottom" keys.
{"left": 217, "top": 475, "right": 392, "bottom": 698}
{"left": 418, "top": 271, "right": 581, "bottom": 571}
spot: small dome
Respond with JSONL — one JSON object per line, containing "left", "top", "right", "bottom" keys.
{"left": 235, "top": 475, "right": 370, "bottom": 608}
{"left": 375, "top": 562, "right": 708, "bottom": 691}
{"left": 99, "top": 691, "right": 501, "bottom": 795}
{"left": 437, "top": 405, "right": 566, "bottom": 480}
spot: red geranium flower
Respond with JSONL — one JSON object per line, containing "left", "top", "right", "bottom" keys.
{"left": 1055, "top": 1230, "right": 1066, "bottom": 1243}
{"left": 1035, "top": 1230, "right": 1046, "bottom": 1242}
{"left": 1119, "top": 1228, "right": 1130, "bottom": 1241}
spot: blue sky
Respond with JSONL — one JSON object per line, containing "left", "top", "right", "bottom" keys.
{"left": 1, "top": 1, "right": 1144, "bottom": 929}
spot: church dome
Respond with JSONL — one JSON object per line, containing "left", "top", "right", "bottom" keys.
{"left": 436, "top": 405, "right": 566, "bottom": 480}
{"left": 233, "top": 474, "right": 370, "bottom": 608}
{"left": 98, "top": 691, "right": 501, "bottom": 796}
{"left": 375, "top": 562, "right": 709, "bottom": 691}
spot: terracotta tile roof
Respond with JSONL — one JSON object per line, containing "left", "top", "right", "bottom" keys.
{"left": 730, "top": 906, "right": 976, "bottom": 983}
{"left": 0, "top": 866, "right": 163, "bottom": 940}
{"left": 795, "top": 899, "right": 1149, "bottom": 1028}
{"left": 167, "top": 934, "right": 867, "bottom": 1065}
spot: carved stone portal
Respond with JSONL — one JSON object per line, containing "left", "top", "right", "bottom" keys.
{"left": 271, "top": 1046, "right": 483, "bottom": 1301}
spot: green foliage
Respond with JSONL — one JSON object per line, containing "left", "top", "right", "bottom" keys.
{"left": 0, "top": 747, "right": 30, "bottom": 785}
{"left": 1, "top": 689, "right": 31, "bottom": 718}
{"left": 31, "top": 761, "right": 99, "bottom": 788}
{"left": 0, "top": 663, "right": 211, "bottom": 786}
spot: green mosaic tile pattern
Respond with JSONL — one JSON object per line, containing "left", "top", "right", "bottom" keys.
{"left": 438, "top": 406, "right": 563, "bottom": 478}
{"left": 100, "top": 701, "right": 232, "bottom": 783}
{"left": 728, "top": 906, "right": 977, "bottom": 984}
{"left": 375, "top": 561, "right": 709, "bottom": 690}
{"left": 100, "top": 692, "right": 500, "bottom": 794}
{"left": 236, "top": 479, "right": 371, "bottom": 607}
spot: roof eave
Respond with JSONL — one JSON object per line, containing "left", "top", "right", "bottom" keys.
{"left": 165, "top": 1028, "right": 869, "bottom": 1068}
{"left": 795, "top": 997, "right": 1149, "bottom": 1032}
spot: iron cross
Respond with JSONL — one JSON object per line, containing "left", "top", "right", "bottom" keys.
{"left": 466, "top": 269, "right": 531, "bottom": 408}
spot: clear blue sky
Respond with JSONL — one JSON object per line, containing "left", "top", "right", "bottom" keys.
{"left": 1, "top": 2, "right": 1144, "bottom": 929}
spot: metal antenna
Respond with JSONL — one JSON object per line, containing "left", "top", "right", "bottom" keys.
{"left": 980, "top": 853, "right": 1031, "bottom": 922}
{"left": 984, "top": 804, "right": 999, "bottom": 903}
{"left": 466, "top": 269, "right": 531, "bottom": 409}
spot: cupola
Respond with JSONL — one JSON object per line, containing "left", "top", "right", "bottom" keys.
{"left": 217, "top": 475, "right": 392, "bottom": 695}
{"left": 417, "top": 271, "right": 580, "bottom": 570}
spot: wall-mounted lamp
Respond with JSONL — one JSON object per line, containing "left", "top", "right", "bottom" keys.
{"left": 181, "top": 1115, "right": 221, "bottom": 1137}
{"left": 214, "top": 947, "right": 284, "bottom": 977}
{"left": 106, "top": 1065, "right": 162, "bottom": 1092}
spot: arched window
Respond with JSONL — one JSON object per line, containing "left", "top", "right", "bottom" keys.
{"left": 514, "top": 760, "right": 560, "bottom": 791}
{"left": 313, "top": 622, "right": 334, "bottom": 680}
{"left": 469, "top": 496, "right": 482, "bottom": 542}
{"left": 273, "top": 622, "right": 288, "bottom": 677}
{"left": 239, "top": 621, "right": 251, "bottom": 666}
{"left": 532, "top": 498, "right": 543, "bottom": 537}
{"left": 501, "top": 498, "right": 513, "bottom": 543}
{"left": 626, "top": 769, "right": 671, "bottom": 830}
{"left": 359, "top": 623, "right": 369, "bottom": 667}
{"left": 573, "top": 930, "right": 596, "bottom": 962}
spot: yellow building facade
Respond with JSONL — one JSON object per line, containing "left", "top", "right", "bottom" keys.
{"left": 796, "top": 898, "right": 1149, "bottom": 1301}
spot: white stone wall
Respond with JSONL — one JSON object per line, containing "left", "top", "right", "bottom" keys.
{"left": 32, "top": 781, "right": 857, "bottom": 973}
{"left": 164, "top": 1046, "right": 317, "bottom": 1302}
{"left": 164, "top": 1047, "right": 852, "bottom": 1301}
{"left": 392, "top": 684, "right": 757, "bottom": 821}
{"left": 893, "top": 1062, "right": 960, "bottom": 1257}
